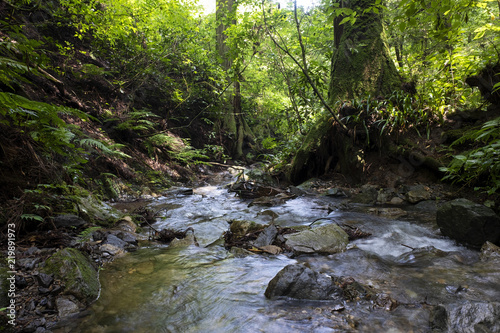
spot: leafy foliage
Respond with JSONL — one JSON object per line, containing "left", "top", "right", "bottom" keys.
{"left": 440, "top": 117, "right": 500, "bottom": 194}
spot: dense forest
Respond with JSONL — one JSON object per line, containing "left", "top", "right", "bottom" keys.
{"left": 1, "top": 0, "right": 499, "bottom": 228}
{"left": 1, "top": 0, "right": 500, "bottom": 330}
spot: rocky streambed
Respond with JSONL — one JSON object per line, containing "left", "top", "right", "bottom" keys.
{"left": 3, "top": 170, "right": 500, "bottom": 332}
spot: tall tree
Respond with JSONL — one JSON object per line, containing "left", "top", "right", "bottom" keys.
{"left": 328, "top": 0, "right": 401, "bottom": 103}
{"left": 216, "top": 0, "right": 251, "bottom": 159}
{"left": 288, "top": 0, "right": 401, "bottom": 184}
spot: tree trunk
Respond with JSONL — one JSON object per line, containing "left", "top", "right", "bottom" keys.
{"left": 216, "top": 0, "right": 249, "bottom": 159}
{"left": 329, "top": 0, "right": 401, "bottom": 103}
{"left": 288, "top": 0, "right": 401, "bottom": 184}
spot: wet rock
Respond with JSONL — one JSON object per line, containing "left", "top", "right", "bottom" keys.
{"left": 405, "top": 185, "right": 431, "bottom": 204}
{"left": 230, "top": 247, "right": 256, "bottom": 258}
{"left": 437, "top": 198, "right": 500, "bottom": 248}
{"left": 100, "top": 234, "right": 129, "bottom": 256}
{"left": 259, "top": 245, "right": 282, "bottom": 255}
{"left": 445, "top": 301, "right": 500, "bottom": 333}
{"left": 480, "top": 241, "right": 500, "bottom": 261}
{"left": 376, "top": 188, "right": 396, "bottom": 204}
{"left": 35, "top": 273, "right": 53, "bottom": 288}
{"left": 351, "top": 184, "right": 379, "bottom": 204}
{"left": 284, "top": 223, "right": 348, "bottom": 254}
{"left": 389, "top": 196, "right": 405, "bottom": 205}
{"left": 56, "top": 296, "right": 80, "bottom": 319}
{"left": 114, "top": 231, "right": 138, "bottom": 245}
{"left": 288, "top": 186, "right": 307, "bottom": 196}
{"left": 257, "top": 210, "right": 279, "bottom": 223}
{"left": 252, "top": 225, "right": 278, "bottom": 248}
{"left": 366, "top": 207, "right": 407, "bottom": 218}
{"left": 78, "top": 195, "right": 119, "bottom": 225}
{"left": 53, "top": 214, "right": 86, "bottom": 228}
{"left": 172, "top": 187, "right": 194, "bottom": 196}
{"left": 229, "top": 220, "right": 264, "bottom": 236}
{"left": 42, "top": 248, "right": 99, "bottom": 305}
{"left": 429, "top": 305, "right": 448, "bottom": 332}
{"left": 169, "top": 233, "right": 199, "bottom": 248}
{"left": 114, "top": 216, "right": 137, "bottom": 233}
{"left": 265, "top": 264, "right": 343, "bottom": 300}
{"left": 325, "top": 188, "right": 347, "bottom": 198}
{"left": 249, "top": 196, "right": 285, "bottom": 207}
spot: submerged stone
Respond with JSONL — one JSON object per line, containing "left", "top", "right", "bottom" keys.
{"left": 284, "top": 223, "right": 348, "bottom": 254}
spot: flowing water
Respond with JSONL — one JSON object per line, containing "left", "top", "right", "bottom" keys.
{"left": 61, "top": 172, "right": 500, "bottom": 332}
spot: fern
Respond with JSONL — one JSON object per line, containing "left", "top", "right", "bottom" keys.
{"left": 79, "top": 138, "right": 131, "bottom": 159}
{"left": 441, "top": 116, "right": 500, "bottom": 194}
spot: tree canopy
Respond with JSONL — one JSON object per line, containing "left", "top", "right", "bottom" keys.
{"left": 1, "top": 0, "right": 500, "bottom": 228}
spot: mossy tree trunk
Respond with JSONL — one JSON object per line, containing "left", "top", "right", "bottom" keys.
{"left": 288, "top": 0, "right": 401, "bottom": 184}
{"left": 329, "top": 0, "right": 401, "bottom": 103}
{"left": 216, "top": 0, "right": 252, "bottom": 159}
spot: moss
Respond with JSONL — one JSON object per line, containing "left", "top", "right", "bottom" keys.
{"left": 42, "top": 248, "right": 99, "bottom": 304}
{"left": 329, "top": 0, "right": 401, "bottom": 104}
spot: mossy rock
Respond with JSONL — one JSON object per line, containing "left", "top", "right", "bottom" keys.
{"left": 42, "top": 248, "right": 99, "bottom": 305}
{"left": 229, "top": 220, "right": 264, "bottom": 236}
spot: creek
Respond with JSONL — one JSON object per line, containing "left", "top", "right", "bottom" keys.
{"left": 62, "top": 172, "right": 500, "bottom": 332}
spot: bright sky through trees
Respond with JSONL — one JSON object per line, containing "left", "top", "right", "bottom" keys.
{"left": 198, "top": 0, "right": 318, "bottom": 13}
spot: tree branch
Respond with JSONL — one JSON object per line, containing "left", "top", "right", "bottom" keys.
{"left": 261, "top": 0, "right": 347, "bottom": 131}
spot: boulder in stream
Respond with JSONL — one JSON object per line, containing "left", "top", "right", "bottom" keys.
{"left": 430, "top": 301, "right": 500, "bottom": 333}
{"left": 264, "top": 264, "right": 343, "bottom": 300}
{"left": 284, "top": 223, "right": 348, "bottom": 254}
{"left": 437, "top": 198, "right": 500, "bottom": 248}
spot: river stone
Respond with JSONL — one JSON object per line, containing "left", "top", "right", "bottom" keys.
{"left": 283, "top": 224, "right": 348, "bottom": 254}
{"left": 445, "top": 301, "right": 500, "bottom": 333}
{"left": 252, "top": 225, "right": 278, "bottom": 248}
{"left": 42, "top": 248, "right": 99, "bottom": 305}
{"left": 229, "top": 220, "right": 263, "bottom": 236}
{"left": 115, "top": 216, "right": 137, "bottom": 233}
{"left": 480, "top": 241, "right": 500, "bottom": 261}
{"left": 264, "top": 264, "right": 342, "bottom": 300}
{"left": 405, "top": 185, "right": 431, "bottom": 204}
{"left": 35, "top": 273, "right": 54, "bottom": 288}
{"left": 56, "top": 296, "right": 80, "bottom": 318}
{"left": 437, "top": 198, "right": 500, "bottom": 247}
{"left": 100, "top": 234, "right": 129, "bottom": 256}
{"left": 169, "top": 233, "right": 198, "bottom": 248}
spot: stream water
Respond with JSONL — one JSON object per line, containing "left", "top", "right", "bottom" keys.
{"left": 61, "top": 172, "right": 499, "bottom": 332}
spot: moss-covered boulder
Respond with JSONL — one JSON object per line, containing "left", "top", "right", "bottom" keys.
{"left": 42, "top": 248, "right": 99, "bottom": 305}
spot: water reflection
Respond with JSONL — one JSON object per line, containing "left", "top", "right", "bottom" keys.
{"left": 62, "top": 176, "right": 500, "bottom": 332}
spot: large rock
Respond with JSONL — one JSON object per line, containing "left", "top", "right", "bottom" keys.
{"left": 431, "top": 301, "right": 500, "bottom": 333}
{"left": 264, "top": 264, "right": 342, "bottom": 300}
{"left": 284, "top": 223, "right": 348, "bottom": 254}
{"left": 437, "top": 199, "right": 500, "bottom": 247}
{"left": 42, "top": 248, "right": 99, "bottom": 305}
{"left": 405, "top": 184, "right": 431, "bottom": 204}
